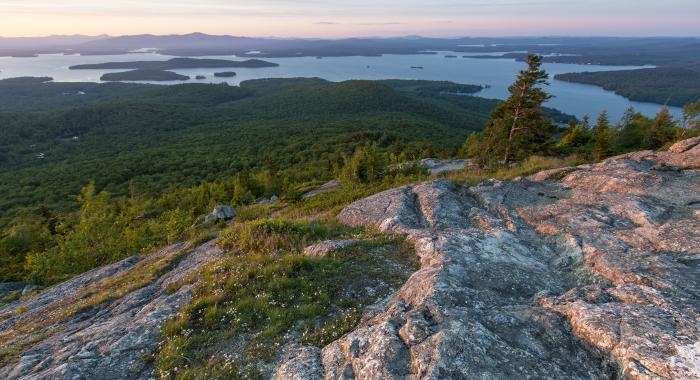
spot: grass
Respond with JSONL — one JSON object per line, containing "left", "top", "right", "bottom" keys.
{"left": 155, "top": 219, "right": 417, "bottom": 380}
{"left": 445, "top": 155, "right": 583, "bottom": 185}
{"left": 0, "top": 290, "right": 22, "bottom": 307}
{"left": 234, "top": 203, "right": 286, "bottom": 222}
{"left": 300, "top": 307, "right": 361, "bottom": 347}
{"left": 218, "top": 218, "right": 358, "bottom": 255}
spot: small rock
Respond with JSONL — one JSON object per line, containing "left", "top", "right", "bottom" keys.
{"left": 21, "top": 284, "right": 40, "bottom": 295}
{"left": 301, "top": 180, "right": 342, "bottom": 199}
{"left": 303, "top": 240, "right": 359, "bottom": 257}
{"left": 526, "top": 167, "right": 577, "bottom": 182}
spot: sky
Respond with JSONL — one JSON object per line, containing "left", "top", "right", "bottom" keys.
{"left": 1, "top": 0, "right": 699, "bottom": 38}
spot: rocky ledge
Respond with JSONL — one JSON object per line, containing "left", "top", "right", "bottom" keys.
{"left": 1, "top": 138, "right": 699, "bottom": 379}
{"left": 0, "top": 241, "right": 225, "bottom": 379}
{"left": 278, "top": 137, "right": 700, "bottom": 379}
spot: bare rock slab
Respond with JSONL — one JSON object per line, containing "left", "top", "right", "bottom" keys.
{"left": 277, "top": 138, "right": 700, "bottom": 380}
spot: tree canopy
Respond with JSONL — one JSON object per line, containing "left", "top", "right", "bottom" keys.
{"left": 479, "top": 54, "right": 555, "bottom": 164}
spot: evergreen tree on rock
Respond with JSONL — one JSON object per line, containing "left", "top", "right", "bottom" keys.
{"left": 480, "top": 54, "right": 554, "bottom": 165}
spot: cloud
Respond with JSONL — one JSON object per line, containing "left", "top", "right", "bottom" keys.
{"left": 354, "top": 22, "right": 402, "bottom": 26}
{"left": 314, "top": 21, "right": 403, "bottom": 26}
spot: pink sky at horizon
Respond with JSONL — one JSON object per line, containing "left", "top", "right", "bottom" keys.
{"left": 1, "top": 1, "right": 698, "bottom": 38}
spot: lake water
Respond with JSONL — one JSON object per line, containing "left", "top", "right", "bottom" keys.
{"left": 0, "top": 51, "right": 682, "bottom": 121}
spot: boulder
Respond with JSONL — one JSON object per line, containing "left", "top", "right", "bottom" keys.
{"left": 658, "top": 136, "right": 700, "bottom": 169}
{"left": 203, "top": 205, "right": 236, "bottom": 223}
{"left": 20, "top": 284, "right": 40, "bottom": 296}
{"left": 668, "top": 136, "right": 700, "bottom": 153}
{"left": 419, "top": 158, "right": 473, "bottom": 175}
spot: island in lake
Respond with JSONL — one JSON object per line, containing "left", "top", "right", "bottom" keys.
{"left": 100, "top": 70, "right": 190, "bottom": 82}
{"left": 70, "top": 57, "right": 279, "bottom": 70}
{"left": 555, "top": 64, "right": 700, "bottom": 107}
{"left": 377, "top": 80, "right": 483, "bottom": 96}
{"left": 214, "top": 71, "right": 237, "bottom": 78}
{"left": 0, "top": 76, "right": 53, "bottom": 84}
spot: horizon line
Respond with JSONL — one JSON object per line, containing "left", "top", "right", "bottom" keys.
{"left": 2, "top": 32, "right": 700, "bottom": 40}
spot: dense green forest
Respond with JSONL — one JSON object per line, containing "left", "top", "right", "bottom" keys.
{"left": 555, "top": 65, "right": 700, "bottom": 107}
{"left": 0, "top": 78, "right": 506, "bottom": 283}
{"left": 0, "top": 78, "right": 499, "bottom": 219}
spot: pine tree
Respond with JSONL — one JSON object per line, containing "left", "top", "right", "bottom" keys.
{"left": 592, "top": 111, "right": 611, "bottom": 160}
{"left": 580, "top": 115, "right": 591, "bottom": 130}
{"left": 645, "top": 107, "right": 675, "bottom": 149}
{"left": 616, "top": 107, "right": 649, "bottom": 150}
{"left": 340, "top": 144, "right": 385, "bottom": 184}
{"left": 460, "top": 132, "right": 481, "bottom": 158}
{"left": 480, "top": 54, "right": 553, "bottom": 164}
{"left": 682, "top": 99, "right": 700, "bottom": 136}
{"left": 620, "top": 107, "right": 636, "bottom": 129}
{"left": 557, "top": 123, "right": 591, "bottom": 154}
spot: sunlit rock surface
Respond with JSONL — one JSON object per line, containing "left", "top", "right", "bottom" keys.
{"left": 279, "top": 137, "right": 700, "bottom": 380}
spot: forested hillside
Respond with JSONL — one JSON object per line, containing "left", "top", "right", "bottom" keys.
{"left": 2, "top": 72, "right": 693, "bottom": 288}
{"left": 0, "top": 78, "right": 507, "bottom": 283}
{"left": 0, "top": 79, "right": 495, "bottom": 218}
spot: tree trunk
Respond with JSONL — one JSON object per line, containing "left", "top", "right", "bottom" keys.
{"left": 503, "top": 122, "right": 517, "bottom": 164}
{"left": 503, "top": 84, "right": 527, "bottom": 165}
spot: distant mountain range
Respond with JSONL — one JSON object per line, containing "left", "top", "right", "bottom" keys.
{"left": 1, "top": 33, "right": 699, "bottom": 66}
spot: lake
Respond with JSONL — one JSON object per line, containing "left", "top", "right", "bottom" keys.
{"left": 0, "top": 51, "right": 682, "bottom": 121}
